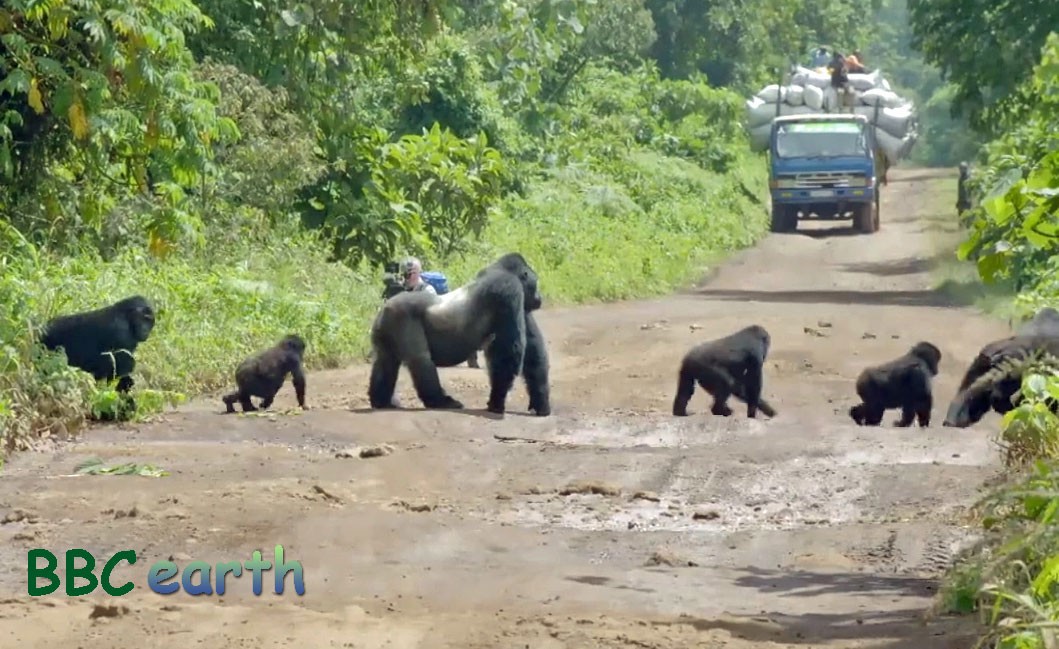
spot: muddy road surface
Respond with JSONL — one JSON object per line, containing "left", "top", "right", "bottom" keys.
{"left": 0, "top": 167, "right": 1012, "bottom": 648}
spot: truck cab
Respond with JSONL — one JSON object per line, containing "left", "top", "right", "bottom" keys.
{"left": 767, "top": 113, "right": 880, "bottom": 234}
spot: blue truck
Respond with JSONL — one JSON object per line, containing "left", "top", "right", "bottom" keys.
{"left": 767, "top": 113, "right": 881, "bottom": 234}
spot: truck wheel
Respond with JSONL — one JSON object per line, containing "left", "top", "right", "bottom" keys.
{"left": 770, "top": 204, "right": 797, "bottom": 232}
{"left": 854, "top": 201, "right": 878, "bottom": 234}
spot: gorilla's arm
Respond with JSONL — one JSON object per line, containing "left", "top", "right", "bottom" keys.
{"left": 521, "top": 312, "right": 550, "bottom": 416}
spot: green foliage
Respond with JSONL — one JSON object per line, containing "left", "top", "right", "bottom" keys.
{"left": 941, "top": 454, "right": 1059, "bottom": 649}
{"left": 644, "top": 0, "right": 875, "bottom": 89}
{"left": 954, "top": 33, "right": 1059, "bottom": 293}
{"left": 907, "top": 0, "right": 1059, "bottom": 136}
{"left": 0, "top": 0, "right": 238, "bottom": 255}
{"left": 863, "top": 0, "right": 979, "bottom": 167}
{"left": 368, "top": 125, "right": 509, "bottom": 259}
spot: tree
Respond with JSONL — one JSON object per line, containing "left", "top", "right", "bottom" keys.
{"left": 907, "top": 0, "right": 1059, "bottom": 135}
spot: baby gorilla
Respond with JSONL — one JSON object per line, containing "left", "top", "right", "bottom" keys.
{"left": 222, "top": 334, "right": 308, "bottom": 413}
{"left": 849, "top": 341, "right": 941, "bottom": 427}
{"left": 672, "top": 324, "right": 777, "bottom": 418}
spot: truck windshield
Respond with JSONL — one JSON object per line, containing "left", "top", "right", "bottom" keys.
{"left": 774, "top": 122, "right": 868, "bottom": 159}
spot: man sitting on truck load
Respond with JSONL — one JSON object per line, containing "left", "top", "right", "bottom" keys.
{"left": 846, "top": 50, "right": 866, "bottom": 73}
{"left": 828, "top": 51, "right": 855, "bottom": 111}
{"left": 810, "top": 47, "right": 831, "bottom": 68}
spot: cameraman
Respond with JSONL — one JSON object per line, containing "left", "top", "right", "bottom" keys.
{"left": 400, "top": 257, "right": 437, "bottom": 295}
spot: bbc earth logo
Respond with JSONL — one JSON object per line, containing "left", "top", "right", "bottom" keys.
{"left": 27, "top": 545, "right": 305, "bottom": 597}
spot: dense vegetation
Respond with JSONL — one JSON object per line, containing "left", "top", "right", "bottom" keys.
{"left": 7, "top": 0, "right": 950, "bottom": 451}
{"left": 906, "top": 0, "right": 1059, "bottom": 641}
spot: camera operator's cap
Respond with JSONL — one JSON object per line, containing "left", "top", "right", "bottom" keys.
{"left": 401, "top": 257, "right": 422, "bottom": 275}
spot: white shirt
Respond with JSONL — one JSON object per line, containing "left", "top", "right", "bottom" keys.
{"left": 409, "top": 279, "right": 437, "bottom": 295}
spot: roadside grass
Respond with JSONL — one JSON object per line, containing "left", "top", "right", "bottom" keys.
{"left": 916, "top": 170, "right": 1021, "bottom": 318}
{"left": 919, "top": 166, "right": 1059, "bottom": 648}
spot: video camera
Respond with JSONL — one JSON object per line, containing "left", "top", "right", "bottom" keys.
{"left": 381, "top": 261, "right": 405, "bottom": 300}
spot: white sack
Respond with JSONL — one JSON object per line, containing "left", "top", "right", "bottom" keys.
{"left": 874, "top": 128, "right": 914, "bottom": 164}
{"left": 791, "top": 65, "right": 830, "bottom": 89}
{"left": 822, "top": 86, "right": 839, "bottom": 111}
{"left": 748, "top": 123, "right": 771, "bottom": 152}
{"left": 756, "top": 84, "right": 786, "bottom": 103}
{"left": 855, "top": 104, "right": 915, "bottom": 138}
{"left": 784, "top": 84, "right": 805, "bottom": 106}
{"left": 746, "top": 96, "right": 780, "bottom": 128}
{"left": 859, "top": 87, "right": 903, "bottom": 108}
{"left": 848, "top": 68, "right": 885, "bottom": 91}
{"left": 803, "top": 84, "right": 825, "bottom": 110}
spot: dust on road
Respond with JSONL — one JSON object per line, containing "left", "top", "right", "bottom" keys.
{"left": 0, "top": 167, "right": 1011, "bottom": 648}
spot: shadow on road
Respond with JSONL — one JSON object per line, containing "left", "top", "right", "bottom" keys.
{"left": 790, "top": 225, "right": 865, "bottom": 239}
{"left": 687, "top": 286, "right": 977, "bottom": 308}
{"left": 652, "top": 609, "right": 979, "bottom": 648}
{"left": 839, "top": 253, "right": 953, "bottom": 278}
{"left": 733, "top": 566, "right": 935, "bottom": 598}
{"left": 647, "top": 565, "right": 980, "bottom": 647}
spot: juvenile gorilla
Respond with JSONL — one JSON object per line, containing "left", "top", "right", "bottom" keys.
{"left": 672, "top": 324, "right": 777, "bottom": 419}
{"left": 848, "top": 341, "right": 941, "bottom": 427}
{"left": 40, "top": 295, "right": 156, "bottom": 393}
{"left": 368, "top": 252, "right": 550, "bottom": 416}
{"left": 222, "top": 334, "right": 308, "bottom": 413}
{"left": 943, "top": 334, "right": 1059, "bottom": 427}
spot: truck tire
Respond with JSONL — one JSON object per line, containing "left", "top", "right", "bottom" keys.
{"left": 854, "top": 200, "right": 879, "bottom": 234}
{"left": 770, "top": 204, "right": 797, "bottom": 232}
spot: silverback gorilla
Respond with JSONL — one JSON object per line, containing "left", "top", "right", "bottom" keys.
{"left": 943, "top": 334, "right": 1059, "bottom": 427}
{"left": 40, "top": 295, "right": 156, "bottom": 393}
{"left": 368, "top": 252, "right": 551, "bottom": 416}
{"left": 849, "top": 341, "right": 941, "bottom": 427}
{"left": 671, "top": 324, "right": 777, "bottom": 418}
{"left": 1016, "top": 307, "right": 1059, "bottom": 338}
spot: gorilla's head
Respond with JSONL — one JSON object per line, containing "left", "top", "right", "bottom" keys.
{"left": 493, "top": 252, "right": 542, "bottom": 312}
{"left": 119, "top": 295, "right": 156, "bottom": 343}
{"left": 910, "top": 341, "right": 942, "bottom": 376}
{"left": 942, "top": 384, "right": 992, "bottom": 428}
{"left": 281, "top": 334, "right": 307, "bottom": 356}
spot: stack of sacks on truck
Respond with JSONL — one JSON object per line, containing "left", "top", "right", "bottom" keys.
{"left": 744, "top": 65, "right": 918, "bottom": 163}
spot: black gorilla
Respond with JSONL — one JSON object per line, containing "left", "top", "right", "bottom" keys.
{"left": 222, "top": 334, "right": 308, "bottom": 413}
{"left": 848, "top": 341, "right": 941, "bottom": 427}
{"left": 672, "top": 324, "right": 777, "bottom": 418}
{"left": 943, "top": 334, "right": 1059, "bottom": 427}
{"left": 40, "top": 295, "right": 156, "bottom": 392}
{"left": 1016, "top": 307, "right": 1059, "bottom": 337}
{"left": 368, "top": 252, "right": 551, "bottom": 416}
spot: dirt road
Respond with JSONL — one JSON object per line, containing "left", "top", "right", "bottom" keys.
{"left": 0, "top": 167, "right": 1013, "bottom": 648}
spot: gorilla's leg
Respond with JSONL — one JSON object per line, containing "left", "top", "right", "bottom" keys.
{"left": 368, "top": 346, "right": 402, "bottom": 409}
{"left": 484, "top": 303, "right": 526, "bottom": 415}
{"left": 402, "top": 324, "right": 463, "bottom": 409}
{"left": 863, "top": 403, "right": 885, "bottom": 425}
{"left": 671, "top": 367, "right": 697, "bottom": 416}
{"left": 702, "top": 376, "right": 735, "bottom": 416}
{"left": 521, "top": 312, "right": 551, "bottom": 416}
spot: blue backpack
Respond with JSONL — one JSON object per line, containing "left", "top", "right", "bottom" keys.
{"left": 421, "top": 271, "right": 450, "bottom": 295}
